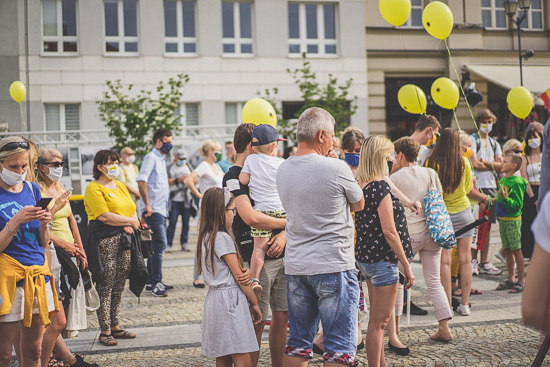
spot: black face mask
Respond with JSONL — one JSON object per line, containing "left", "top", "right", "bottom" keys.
{"left": 387, "top": 160, "right": 394, "bottom": 173}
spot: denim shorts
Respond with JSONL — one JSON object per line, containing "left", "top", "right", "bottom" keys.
{"left": 285, "top": 270, "right": 359, "bottom": 365}
{"left": 357, "top": 261, "right": 399, "bottom": 287}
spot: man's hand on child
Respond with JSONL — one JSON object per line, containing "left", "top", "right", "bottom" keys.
{"left": 266, "top": 231, "right": 286, "bottom": 258}
{"left": 237, "top": 267, "right": 252, "bottom": 285}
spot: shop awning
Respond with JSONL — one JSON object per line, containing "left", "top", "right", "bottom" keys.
{"left": 465, "top": 64, "right": 550, "bottom": 94}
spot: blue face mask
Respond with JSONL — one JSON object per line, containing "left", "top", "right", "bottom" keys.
{"left": 160, "top": 142, "right": 173, "bottom": 154}
{"left": 176, "top": 160, "right": 185, "bottom": 166}
{"left": 344, "top": 153, "right": 360, "bottom": 167}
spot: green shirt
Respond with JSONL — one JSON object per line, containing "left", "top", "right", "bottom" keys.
{"left": 496, "top": 175, "right": 527, "bottom": 218}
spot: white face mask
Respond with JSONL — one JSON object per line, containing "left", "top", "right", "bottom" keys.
{"left": 47, "top": 166, "right": 63, "bottom": 182}
{"left": 528, "top": 138, "right": 541, "bottom": 149}
{"left": 103, "top": 164, "right": 120, "bottom": 179}
{"left": 127, "top": 155, "right": 136, "bottom": 164}
{"left": 0, "top": 163, "right": 27, "bottom": 186}
{"left": 479, "top": 123, "right": 493, "bottom": 134}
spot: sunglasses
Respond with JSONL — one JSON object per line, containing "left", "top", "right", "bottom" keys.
{"left": 225, "top": 208, "right": 238, "bottom": 215}
{"left": 44, "top": 161, "right": 66, "bottom": 168}
{"left": 0, "top": 141, "right": 30, "bottom": 152}
{"left": 512, "top": 150, "right": 523, "bottom": 154}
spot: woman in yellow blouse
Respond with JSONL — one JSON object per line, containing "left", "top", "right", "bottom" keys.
{"left": 84, "top": 150, "right": 139, "bottom": 347}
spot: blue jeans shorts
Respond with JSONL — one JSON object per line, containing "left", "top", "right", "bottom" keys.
{"left": 357, "top": 261, "right": 399, "bottom": 287}
{"left": 285, "top": 270, "right": 359, "bottom": 365}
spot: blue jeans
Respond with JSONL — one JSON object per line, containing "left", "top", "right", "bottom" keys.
{"left": 166, "top": 201, "right": 191, "bottom": 246}
{"left": 356, "top": 261, "right": 399, "bottom": 287}
{"left": 144, "top": 212, "right": 167, "bottom": 286}
{"left": 285, "top": 270, "right": 358, "bottom": 364}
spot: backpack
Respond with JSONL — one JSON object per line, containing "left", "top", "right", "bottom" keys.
{"left": 423, "top": 173, "right": 456, "bottom": 249}
{"left": 471, "top": 133, "right": 497, "bottom": 156}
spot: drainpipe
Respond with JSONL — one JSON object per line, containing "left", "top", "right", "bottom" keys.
{"left": 24, "top": 0, "right": 30, "bottom": 133}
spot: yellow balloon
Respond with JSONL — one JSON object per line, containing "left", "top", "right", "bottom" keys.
{"left": 431, "top": 77, "right": 459, "bottom": 110}
{"left": 241, "top": 98, "right": 277, "bottom": 127}
{"left": 422, "top": 1, "right": 454, "bottom": 40}
{"left": 398, "top": 84, "right": 427, "bottom": 115}
{"left": 507, "top": 86, "right": 533, "bottom": 119}
{"left": 379, "top": 0, "right": 411, "bottom": 27}
{"left": 9, "top": 81, "right": 26, "bottom": 103}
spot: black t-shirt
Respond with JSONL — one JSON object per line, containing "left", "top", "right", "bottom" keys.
{"left": 222, "top": 165, "right": 283, "bottom": 263}
{"left": 355, "top": 180, "right": 413, "bottom": 264}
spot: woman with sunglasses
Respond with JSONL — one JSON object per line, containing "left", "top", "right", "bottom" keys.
{"left": 84, "top": 150, "right": 140, "bottom": 347}
{"left": 36, "top": 148, "right": 97, "bottom": 367}
{"left": 0, "top": 136, "right": 57, "bottom": 367}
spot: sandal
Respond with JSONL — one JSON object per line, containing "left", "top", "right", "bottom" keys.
{"left": 251, "top": 278, "right": 263, "bottom": 301}
{"left": 496, "top": 280, "right": 515, "bottom": 291}
{"left": 470, "top": 288, "right": 483, "bottom": 295}
{"left": 112, "top": 329, "right": 136, "bottom": 339}
{"left": 509, "top": 283, "right": 524, "bottom": 294}
{"left": 99, "top": 333, "right": 118, "bottom": 346}
{"left": 48, "top": 355, "right": 63, "bottom": 367}
{"left": 452, "top": 287, "right": 462, "bottom": 297}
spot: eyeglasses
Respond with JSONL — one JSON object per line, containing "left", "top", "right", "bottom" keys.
{"left": 0, "top": 141, "right": 30, "bottom": 153}
{"left": 226, "top": 208, "right": 237, "bottom": 215}
{"left": 44, "top": 161, "right": 66, "bottom": 168}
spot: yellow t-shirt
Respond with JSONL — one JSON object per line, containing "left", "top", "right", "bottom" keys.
{"left": 41, "top": 190, "right": 75, "bottom": 244}
{"left": 118, "top": 163, "right": 139, "bottom": 201}
{"left": 442, "top": 156, "right": 474, "bottom": 214}
{"left": 84, "top": 180, "right": 136, "bottom": 221}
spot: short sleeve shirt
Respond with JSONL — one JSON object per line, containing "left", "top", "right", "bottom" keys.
{"left": 194, "top": 161, "right": 224, "bottom": 193}
{"left": 355, "top": 180, "right": 413, "bottom": 264}
{"left": 84, "top": 180, "right": 136, "bottom": 221}
{"left": 241, "top": 154, "right": 284, "bottom": 211}
{"left": 470, "top": 134, "right": 502, "bottom": 189}
{"left": 532, "top": 194, "right": 550, "bottom": 253}
{"left": 201, "top": 232, "right": 238, "bottom": 288}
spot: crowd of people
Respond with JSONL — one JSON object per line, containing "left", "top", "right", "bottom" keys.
{"left": 0, "top": 106, "right": 548, "bottom": 367}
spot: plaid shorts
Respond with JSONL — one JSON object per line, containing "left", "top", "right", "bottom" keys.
{"left": 498, "top": 217, "right": 522, "bottom": 250}
{"left": 250, "top": 210, "right": 286, "bottom": 238}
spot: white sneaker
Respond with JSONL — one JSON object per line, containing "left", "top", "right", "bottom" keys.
{"left": 495, "top": 251, "right": 505, "bottom": 264}
{"left": 471, "top": 259, "right": 479, "bottom": 276}
{"left": 456, "top": 304, "right": 470, "bottom": 316}
{"left": 478, "top": 261, "right": 502, "bottom": 275}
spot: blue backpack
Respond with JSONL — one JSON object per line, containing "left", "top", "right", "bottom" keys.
{"left": 424, "top": 173, "right": 456, "bottom": 249}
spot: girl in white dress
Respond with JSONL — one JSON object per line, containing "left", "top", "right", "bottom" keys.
{"left": 197, "top": 187, "right": 261, "bottom": 366}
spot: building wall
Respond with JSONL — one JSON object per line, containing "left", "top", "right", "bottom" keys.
{"left": 1, "top": 1, "right": 21, "bottom": 132}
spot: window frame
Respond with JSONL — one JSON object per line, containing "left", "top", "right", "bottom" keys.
{"left": 103, "top": 0, "right": 140, "bottom": 55}
{"left": 481, "top": 0, "right": 508, "bottom": 30}
{"left": 41, "top": 0, "right": 79, "bottom": 55}
{"left": 222, "top": 1, "right": 254, "bottom": 57}
{"left": 163, "top": 0, "right": 198, "bottom": 56}
{"left": 401, "top": 0, "right": 423, "bottom": 29}
{"left": 287, "top": 2, "right": 338, "bottom": 58}
{"left": 44, "top": 103, "right": 81, "bottom": 141}
{"left": 518, "top": 1, "right": 544, "bottom": 30}
{"left": 178, "top": 102, "right": 201, "bottom": 136}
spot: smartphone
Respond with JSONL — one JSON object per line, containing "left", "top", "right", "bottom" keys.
{"left": 63, "top": 187, "right": 73, "bottom": 198}
{"left": 35, "top": 197, "right": 53, "bottom": 210}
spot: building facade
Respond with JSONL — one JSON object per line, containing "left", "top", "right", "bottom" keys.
{"left": 0, "top": 0, "right": 367, "bottom": 192}
{"left": 366, "top": 0, "right": 550, "bottom": 141}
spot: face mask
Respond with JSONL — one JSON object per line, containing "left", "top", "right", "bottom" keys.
{"left": 160, "top": 142, "right": 173, "bottom": 154}
{"left": 127, "top": 155, "right": 136, "bottom": 164}
{"left": 344, "top": 153, "right": 360, "bottom": 167}
{"left": 387, "top": 160, "right": 394, "bottom": 174}
{"left": 528, "top": 138, "right": 541, "bottom": 149}
{"left": 103, "top": 164, "right": 120, "bottom": 179}
{"left": 425, "top": 131, "right": 437, "bottom": 147}
{"left": 479, "top": 123, "right": 493, "bottom": 134}
{"left": 463, "top": 147, "right": 473, "bottom": 159}
{"left": 214, "top": 152, "right": 223, "bottom": 162}
{"left": 47, "top": 166, "right": 63, "bottom": 182}
{"left": 176, "top": 160, "right": 185, "bottom": 167}
{"left": 0, "top": 164, "right": 27, "bottom": 186}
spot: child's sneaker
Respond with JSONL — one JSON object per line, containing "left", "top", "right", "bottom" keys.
{"left": 251, "top": 278, "right": 263, "bottom": 301}
{"left": 456, "top": 304, "right": 470, "bottom": 316}
{"left": 478, "top": 261, "right": 502, "bottom": 275}
{"left": 471, "top": 259, "right": 479, "bottom": 276}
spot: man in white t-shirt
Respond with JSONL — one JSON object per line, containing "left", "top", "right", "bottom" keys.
{"left": 469, "top": 109, "right": 503, "bottom": 276}
{"left": 408, "top": 115, "right": 440, "bottom": 168}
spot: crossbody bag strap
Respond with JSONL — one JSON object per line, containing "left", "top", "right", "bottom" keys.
{"left": 25, "top": 181, "right": 37, "bottom": 205}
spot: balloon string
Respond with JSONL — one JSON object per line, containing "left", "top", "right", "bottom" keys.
{"left": 452, "top": 109, "right": 462, "bottom": 132}
{"left": 401, "top": 33, "right": 425, "bottom": 115}
{"left": 445, "top": 40, "right": 478, "bottom": 131}
{"left": 19, "top": 103, "right": 27, "bottom": 136}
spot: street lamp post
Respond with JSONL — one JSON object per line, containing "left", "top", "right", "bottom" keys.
{"left": 504, "top": 0, "right": 532, "bottom": 86}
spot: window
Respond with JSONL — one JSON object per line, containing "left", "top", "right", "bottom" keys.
{"left": 104, "top": 0, "right": 138, "bottom": 53}
{"left": 177, "top": 103, "right": 200, "bottom": 135}
{"left": 288, "top": 3, "right": 337, "bottom": 56}
{"left": 481, "top": 0, "right": 507, "bottom": 29}
{"left": 222, "top": 1, "right": 253, "bottom": 55}
{"left": 45, "top": 103, "right": 80, "bottom": 141}
{"left": 42, "top": 0, "right": 78, "bottom": 53}
{"left": 518, "top": 0, "right": 543, "bottom": 30}
{"left": 164, "top": 0, "right": 197, "bottom": 54}
{"left": 402, "top": 0, "right": 422, "bottom": 28}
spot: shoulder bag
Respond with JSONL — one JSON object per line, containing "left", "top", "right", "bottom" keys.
{"left": 423, "top": 173, "right": 457, "bottom": 249}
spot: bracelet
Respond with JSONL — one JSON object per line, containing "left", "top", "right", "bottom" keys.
{"left": 5, "top": 222, "right": 16, "bottom": 237}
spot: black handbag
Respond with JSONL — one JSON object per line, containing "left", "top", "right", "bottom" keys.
{"left": 139, "top": 218, "right": 153, "bottom": 259}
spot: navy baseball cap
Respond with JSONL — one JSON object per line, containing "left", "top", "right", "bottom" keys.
{"left": 251, "top": 124, "right": 286, "bottom": 146}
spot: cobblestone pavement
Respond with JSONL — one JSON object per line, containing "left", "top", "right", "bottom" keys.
{"left": 9, "top": 222, "right": 548, "bottom": 366}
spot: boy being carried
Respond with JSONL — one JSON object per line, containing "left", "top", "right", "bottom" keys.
{"left": 239, "top": 124, "right": 286, "bottom": 299}
{"left": 495, "top": 154, "right": 527, "bottom": 294}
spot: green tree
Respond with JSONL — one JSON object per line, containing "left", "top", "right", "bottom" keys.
{"left": 97, "top": 74, "right": 189, "bottom": 157}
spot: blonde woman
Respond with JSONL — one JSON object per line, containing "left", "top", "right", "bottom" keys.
{"left": 0, "top": 136, "right": 56, "bottom": 367}
{"left": 355, "top": 135, "right": 414, "bottom": 367}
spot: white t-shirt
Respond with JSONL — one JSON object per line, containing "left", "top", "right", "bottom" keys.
{"left": 416, "top": 145, "right": 433, "bottom": 167}
{"left": 242, "top": 153, "right": 284, "bottom": 211}
{"left": 532, "top": 194, "right": 550, "bottom": 253}
{"left": 470, "top": 135, "right": 502, "bottom": 189}
{"left": 194, "top": 161, "right": 224, "bottom": 193}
